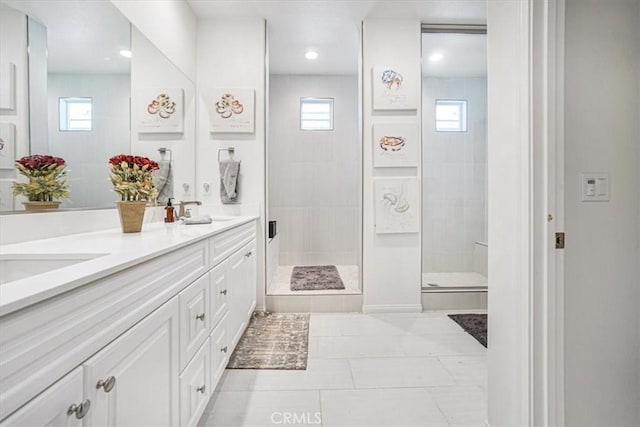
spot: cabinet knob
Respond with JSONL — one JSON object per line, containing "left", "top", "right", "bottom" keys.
{"left": 196, "top": 385, "right": 206, "bottom": 394}
{"left": 221, "top": 346, "right": 228, "bottom": 353}
{"left": 220, "top": 289, "right": 228, "bottom": 295}
{"left": 196, "top": 313, "right": 206, "bottom": 321}
{"left": 68, "top": 399, "right": 91, "bottom": 419}
{"left": 96, "top": 376, "right": 116, "bottom": 393}
{"left": 244, "top": 251, "right": 252, "bottom": 258}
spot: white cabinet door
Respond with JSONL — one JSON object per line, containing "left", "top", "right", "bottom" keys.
{"left": 178, "top": 274, "right": 210, "bottom": 370}
{"left": 179, "top": 341, "right": 210, "bottom": 427}
{"left": 0, "top": 367, "right": 85, "bottom": 427}
{"left": 209, "top": 260, "right": 229, "bottom": 330}
{"left": 226, "top": 247, "right": 247, "bottom": 351}
{"left": 209, "top": 314, "right": 229, "bottom": 389}
{"left": 241, "top": 240, "right": 257, "bottom": 319}
{"left": 82, "top": 297, "right": 180, "bottom": 427}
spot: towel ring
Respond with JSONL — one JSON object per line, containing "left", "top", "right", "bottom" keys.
{"left": 218, "top": 147, "right": 236, "bottom": 162}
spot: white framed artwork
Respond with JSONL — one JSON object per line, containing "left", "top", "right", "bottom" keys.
{"left": 137, "top": 88, "right": 184, "bottom": 133}
{"left": 0, "top": 62, "right": 16, "bottom": 111}
{"left": 373, "top": 122, "right": 419, "bottom": 168}
{"left": 372, "top": 66, "right": 419, "bottom": 110}
{"left": 374, "top": 177, "right": 420, "bottom": 234}
{"left": 0, "top": 179, "right": 15, "bottom": 211}
{"left": 207, "top": 88, "right": 255, "bottom": 133}
{"left": 0, "top": 123, "right": 16, "bottom": 169}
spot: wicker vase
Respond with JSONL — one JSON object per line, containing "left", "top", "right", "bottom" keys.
{"left": 117, "top": 201, "right": 147, "bottom": 233}
{"left": 23, "top": 201, "right": 61, "bottom": 211}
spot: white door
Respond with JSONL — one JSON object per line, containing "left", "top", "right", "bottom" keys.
{"left": 226, "top": 246, "right": 247, "bottom": 351}
{"left": 209, "top": 260, "right": 229, "bottom": 329}
{"left": 82, "top": 297, "right": 180, "bottom": 427}
{"left": 0, "top": 367, "right": 85, "bottom": 427}
{"left": 178, "top": 274, "right": 210, "bottom": 370}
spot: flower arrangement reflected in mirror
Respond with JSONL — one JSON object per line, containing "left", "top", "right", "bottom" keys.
{"left": 12, "top": 155, "right": 70, "bottom": 210}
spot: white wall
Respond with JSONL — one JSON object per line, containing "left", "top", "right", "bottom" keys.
{"left": 564, "top": 0, "right": 640, "bottom": 425}
{"left": 422, "top": 77, "right": 487, "bottom": 273}
{"left": 47, "top": 73, "right": 130, "bottom": 208}
{"left": 486, "top": 1, "right": 532, "bottom": 425}
{"left": 269, "top": 74, "right": 359, "bottom": 266}
{"left": 0, "top": 4, "right": 29, "bottom": 211}
{"left": 130, "top": 27, "right": 196, "bottom": 204}
{"left": 362, "top": 19, "right": 422, "bottom": 313}
{"left": 196, "top": 18, "right": 266, "bottom": 310}
{"left": 111, "top": 0, "right": 197, "bottom": 82}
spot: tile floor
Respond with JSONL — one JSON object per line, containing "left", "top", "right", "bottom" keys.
{"left": 198, "top": 311, "right": 487, "bottom": 427}
{"left": 268, "top": 265, "right": 361, "bottom": 295}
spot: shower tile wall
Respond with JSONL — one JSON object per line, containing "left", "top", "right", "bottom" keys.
{"left": 422, "top": 77, "right": 487, "bottom": 273}
{"left": 269, "top": 75, "right": 359, "bottom": 266}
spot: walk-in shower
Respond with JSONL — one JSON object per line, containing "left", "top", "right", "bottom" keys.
{"left": 421, "top": 27, "right": 488, "bottom": 309}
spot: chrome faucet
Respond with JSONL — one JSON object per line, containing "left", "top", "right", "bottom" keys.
{"left": 178, "top": 200, "right": 202, "bottom": 218}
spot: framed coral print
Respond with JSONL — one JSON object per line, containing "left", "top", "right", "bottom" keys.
{"left": 137, "top": 88, "right": 184, "bottom": 133}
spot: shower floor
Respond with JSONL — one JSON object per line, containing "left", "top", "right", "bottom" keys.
{"left": 422, "top": 272, "right": 488, "bottom": 291}
{"left": 268, "top": 265, "right": 361, "bottom": 295}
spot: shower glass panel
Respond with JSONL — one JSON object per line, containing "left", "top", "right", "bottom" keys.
{"left": 421, "top": 31, "right": 488, "bottom": 294}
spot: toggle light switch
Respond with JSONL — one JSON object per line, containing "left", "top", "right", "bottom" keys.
{"left": 581, "top": 173, "right": 609, "bottom": 202}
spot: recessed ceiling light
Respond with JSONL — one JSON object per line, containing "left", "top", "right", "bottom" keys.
{"left": 119, "top": 50, "right": 132, "bottom": 58}
{"left": 429, "top": 53, "right": 444, "bottom": 62}
{"left": 305, "top": 51, "right": 318, "bottom": 60}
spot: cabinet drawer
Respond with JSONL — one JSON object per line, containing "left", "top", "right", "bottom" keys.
{"left": 209, "top": 260, "right": 229, "bottom": 330}
{"left": 179, "top": 343, "right": 210, "bottom": 427}
{"left": 179, "top": 274, "right": 210, "bottom": 371}
{"left": 0, "top": 367, "right": 83, "bottom": 427}
{"left": 209, "top": 314, "right": 229, "bottom": 390}
{"left": 209, "top": 221, "right": 256, "bottom": 268}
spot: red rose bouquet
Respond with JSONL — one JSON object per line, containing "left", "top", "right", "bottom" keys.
{"left": 12, "top": 154, "right": 70, "bottom": 202}
{"left": 108, "top": 154, "right": 159, "bottom": 202}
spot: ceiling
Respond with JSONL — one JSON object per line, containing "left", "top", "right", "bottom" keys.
{"left": 187, "top": 0, "right": 487, "bottom": 75}
{"left": 422, "top": 32, "right": 487, "bottom": 77}
{"left": 1, "top": 0, "right": 130, "bottom": 74}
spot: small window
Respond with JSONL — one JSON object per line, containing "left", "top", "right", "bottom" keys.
{"left": 300, "top": 98, "right": 333, "bottom": 131}
{"left": 435, "top": 99, "right": 467, "bottom": 132}
{"left": 59, "top": 97, "right": 92, "bottom": 131}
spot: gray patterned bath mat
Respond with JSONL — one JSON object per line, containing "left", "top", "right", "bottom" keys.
{"left": 448, "top": 314, "right": 487, "bottom": 348}
{"left": 227, "top": 313, "right": 310, "bottom": 370}
{"left": 290, "top": 265, "right": 345, "bottom": 291}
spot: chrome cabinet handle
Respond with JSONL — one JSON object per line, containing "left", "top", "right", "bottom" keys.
{"left": 196, "top": 385, "right": 206, "bottom": 394}
{"left": 68, "top": 399, "right": 91, "bottom": 419}
{"left": 96, "top": 376, "right": 116, "bottom": 393}
{"left": 221, "top": 346, "right": 228, "bottom": 353}
{"left": 196, "top": 313, "right": 205, "bottom": 321}
{"left": 220, "top": 289, "right": 227, "bottom": 295}
{"left": 244, "top": 251, "right": 252, "bottom": 258}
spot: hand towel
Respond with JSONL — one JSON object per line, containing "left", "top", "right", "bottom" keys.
{"left": 153, "top": 160, "right": 173, "bottom": 203}
{"left": 219, "top": 160, "right": 240, "bottom": 204}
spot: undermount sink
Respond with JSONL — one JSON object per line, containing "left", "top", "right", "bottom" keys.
{"left": 0, "top": 253, "right": 107, "bottom": 285}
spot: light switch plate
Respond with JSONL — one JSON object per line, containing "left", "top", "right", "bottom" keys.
{"left": 581, "top": 173, "right": 609, "bottom": 202}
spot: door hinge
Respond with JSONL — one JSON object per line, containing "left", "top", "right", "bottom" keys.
{"left": 555, "top": 232, "right": 565, "bottom": 249}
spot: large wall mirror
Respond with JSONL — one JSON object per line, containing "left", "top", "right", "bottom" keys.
{"left": 0, "top": 0, "right": 195, "bottom": 212}
{"left": 265, "top": 14, "right": 363, "bottom": 296}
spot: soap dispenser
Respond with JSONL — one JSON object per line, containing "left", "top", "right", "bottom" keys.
{"left": 164, "top": 198, "right": 175, "bottom": 223}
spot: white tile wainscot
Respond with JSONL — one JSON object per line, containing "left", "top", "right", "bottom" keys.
{"left": 0, "top": 216, "right": 257, "bottom": 426}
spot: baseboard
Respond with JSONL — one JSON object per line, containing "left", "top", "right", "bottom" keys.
{"left": 362, "top": 304, "right": 423, "bottom": 314}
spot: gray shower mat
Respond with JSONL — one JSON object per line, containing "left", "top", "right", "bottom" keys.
{"left": 290, "top": 265, "right": 346, "bottom": 291}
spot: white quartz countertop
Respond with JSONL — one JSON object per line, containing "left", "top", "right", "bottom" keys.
{"left": 0, "top": 216, "right": 258, "bottom": 317}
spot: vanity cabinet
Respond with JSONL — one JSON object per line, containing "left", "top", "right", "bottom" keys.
{"left": 0, "top": 367, "right": 84, "bottom": 427}
{"left": 0, "top": 219, "right": 257, "bottom": 426}
{"left": 82, "top": 297, "right": 180, "bottom": 427}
